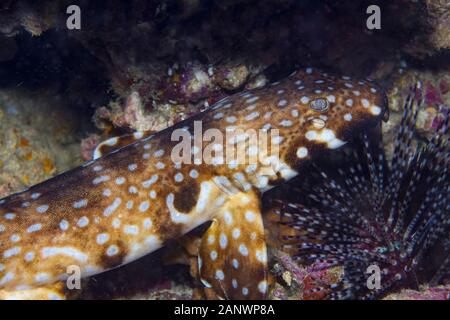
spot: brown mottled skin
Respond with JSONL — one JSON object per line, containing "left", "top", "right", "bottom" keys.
{"left": 0, "top": 68, "right": 387, "bottom": 299}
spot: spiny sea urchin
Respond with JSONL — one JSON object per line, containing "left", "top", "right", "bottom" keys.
{"left": 270, "top": 86, "right": 449, "bottom": 299}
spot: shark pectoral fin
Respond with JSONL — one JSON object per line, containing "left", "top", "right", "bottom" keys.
{"left": 0, "top": 282, "right": 67, "bottom": 300}
{"left": 163, "top": 232, "right": 203, "bottom": 266}
{"left": 263, "top": 201, "right": 299, "bottom": 252}
{"left": 93, "top": 131, "right": 154, "bottom": 159}
{"left": 197, "top": 191, "right": 269, "bottom": 299}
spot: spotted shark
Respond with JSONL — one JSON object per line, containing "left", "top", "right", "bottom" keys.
{"left": 0, "top": 68, "right": 387, "bottom": 299}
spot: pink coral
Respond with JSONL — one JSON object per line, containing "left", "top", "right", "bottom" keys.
{"left": 80, "top": 134, "right": 101, "bottom": 161}
{"left": 159, "top": 63, "right": 215, "bottom": 103}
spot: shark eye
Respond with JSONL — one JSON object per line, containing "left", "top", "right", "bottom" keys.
{"left": 310, "top": 98, "right": 329, "bottom": 112}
